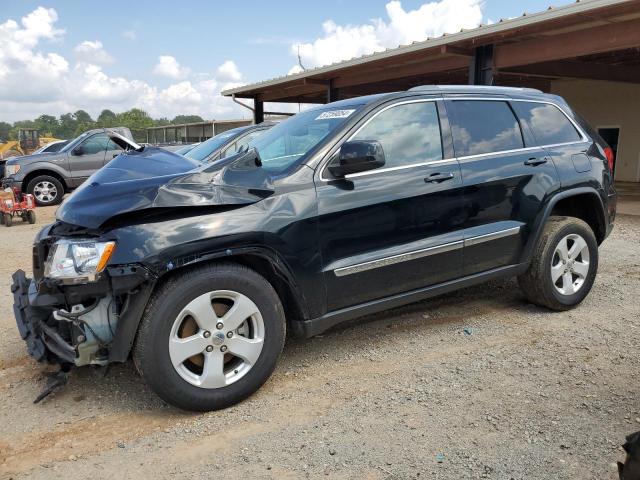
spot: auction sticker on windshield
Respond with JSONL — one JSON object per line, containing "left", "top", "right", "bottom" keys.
{"left": 315, "top": 109, "right": 355, "bottom": 120}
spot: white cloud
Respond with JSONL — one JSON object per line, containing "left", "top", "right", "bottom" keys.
{"left": 153, "top": 55, "right": 189, "bottom": 79}
{"left": 74, "top": 40, "right": 114, "bottom": 64}
{"left": 216, "top": 60, "right": 242, "bottom": 82}
{"left": 288, "top": 65, "right": 304, "bottom": 75}
{"left": 122, "top": 29, "right": 136, "bottom": 40}
{"left": 290, "top": 0, "right": 483, "bottom": 71}
{"left": 0, "top": 7, "right": 252, "bottom": 122}
{"left": 0, "top": 6, "right": 69, "bottom": 105}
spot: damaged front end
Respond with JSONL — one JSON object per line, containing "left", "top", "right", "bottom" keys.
{"left": 11, "top": 139, "right": 272, "bottom": 377}
{"left": 11, "top": 226, "right": 155, "bottom": 369}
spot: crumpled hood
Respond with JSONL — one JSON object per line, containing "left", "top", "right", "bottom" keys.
{"left": 56, "top": 147, "right": 274, "bottom": 229}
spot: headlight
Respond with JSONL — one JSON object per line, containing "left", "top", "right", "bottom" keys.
{"left": 4, "top": 164, "right": 20, "bottom": 176}
{"left": 44, "top": 239, "right": 116, "bottom": 283}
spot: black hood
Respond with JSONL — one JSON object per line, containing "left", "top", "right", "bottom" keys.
{"left": 56, "top": 147, "right": 274, "bottom": 229}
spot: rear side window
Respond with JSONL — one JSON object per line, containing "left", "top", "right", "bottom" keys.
{"left": 512, "top": 101, "right": 582, "bottom": 146}
{"left": 351, "top": 101, "right": 442, "bottom": 168}
{"left": 448, "top": 100, "right": 523, "bottom": 157}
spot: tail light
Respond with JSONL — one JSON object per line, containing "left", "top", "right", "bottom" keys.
{"left": 604, "top": 147, "right": 615, "bottom": 173}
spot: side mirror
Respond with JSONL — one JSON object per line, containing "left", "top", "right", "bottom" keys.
{"left": 72, "top": 146, "right": 84, "bottom": 156}
{"left": 328, "top": 140, "right": 385, "bottom": 178}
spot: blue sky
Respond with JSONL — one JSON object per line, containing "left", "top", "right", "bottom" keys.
{"left": 0, "top": 0, "right": 568, "bottom": 121}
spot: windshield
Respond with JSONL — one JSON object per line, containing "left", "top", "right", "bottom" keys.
{"left": 175, "top": 143, "right": 198, "bottom": 155}
{"left": 185, "top": 127, "right": 248, "bottom": 162}
{"left": 248, "top": 106, "right": 363, "bottom": 173}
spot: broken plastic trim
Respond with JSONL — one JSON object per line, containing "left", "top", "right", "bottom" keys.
{"left": 105, "top": 129, "right": 143, "bottom": 152}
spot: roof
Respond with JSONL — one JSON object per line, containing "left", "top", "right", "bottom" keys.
{"left": 222, "top": 0, "right": 639, "bottom": 102}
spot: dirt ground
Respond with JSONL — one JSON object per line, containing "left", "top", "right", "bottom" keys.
{"left": 0, "top": 203, "right": 639, "bottom": 480}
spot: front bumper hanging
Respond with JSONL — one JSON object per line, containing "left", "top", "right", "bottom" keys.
{"left": 11, "top": 270, "right": 76, "bottom": 364}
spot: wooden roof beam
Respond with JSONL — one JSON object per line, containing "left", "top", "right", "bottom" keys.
{"left": 494, "top": 17, "right": 640, "bottom": 68}
{"left": 332, "top": 55, "right": 470, "bottom": 89}
{"left": 501, "top": 59, "right": 640, "bottom": 84}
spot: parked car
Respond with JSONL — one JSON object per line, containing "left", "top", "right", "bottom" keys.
{"left": 32, "top": 139, "right": 70, "bottom": 154}
{"left": 183, "top": 123, "right": 274, "bottom": 163}
{"left": 3, "top": 127, "right": 135, "bottom": 206}
{"left": 11, "top": 86, "right": 616, "bottom": 411}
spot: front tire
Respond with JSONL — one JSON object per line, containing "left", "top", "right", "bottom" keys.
{"left": 26, "top": 175, "right": 64, "bottom": 206}
{"left": 518, "top": 216, "right": 598, "bottom": 310}
{"left": 133, "top": 263, "right": 286, "bottom": 411}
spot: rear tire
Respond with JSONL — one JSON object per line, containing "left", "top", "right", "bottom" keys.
{"left": 27, "top": 210, "right": 36, "bottom": 224}
{"left": 518, "top": 216, "right": 598, "bottom": 310}
{"left": 4, "top": 213, "right": 12, "bottom": 227}
{"left": 26, "top": 175, "right": 64, "bottom": 206}
{"left": 133, "top": 262, "right": 286, "bottom": 411}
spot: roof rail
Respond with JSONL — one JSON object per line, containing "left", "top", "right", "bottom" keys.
{"left": 408, "top": 85, "right": 543, "bottom": 94}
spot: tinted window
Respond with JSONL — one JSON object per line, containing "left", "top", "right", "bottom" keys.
{"left": 448, "top": 101, "right": 523, "bottom": 157}
{"left": 81, "top": 134, "right": 109, "bottom": 155}
{"left": 513, "top": 101, "right": 581, "bottom": 145}
{"left": 351, "top": 101, "right": 442, "bottom": 168}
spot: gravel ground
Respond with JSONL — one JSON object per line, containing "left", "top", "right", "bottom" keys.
{"left": 0, "top": 204, "right": 639, "bottom": 480}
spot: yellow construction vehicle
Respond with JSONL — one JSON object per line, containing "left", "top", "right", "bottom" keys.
{"left": 0, "top": 129, "right": 61, "bottom": 160}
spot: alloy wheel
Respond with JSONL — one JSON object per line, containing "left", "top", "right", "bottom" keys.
{"left": 168, "top": 290, "right": 265, "bottom": 388}
{"left": 551, "top": 233, "right": 590, "bottom": 296}
{"left": 33, "top": 181, "right": 58, "bottom": 203}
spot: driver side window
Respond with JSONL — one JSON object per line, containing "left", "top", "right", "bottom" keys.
{"left": 80, "top": 134, "right": 109, "bottom": 155}
{"left": 351, "top": 101, "right": 443, "bottom": 169}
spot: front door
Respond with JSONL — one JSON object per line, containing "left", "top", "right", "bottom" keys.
{"left": 68, "top": 133, "right": 109, "bottom": 186}
{"left": 445, "top": 98, "right": 561, "bottom": 276}
{"left": 315, "top": 99, "right": 465, "bottom": 312}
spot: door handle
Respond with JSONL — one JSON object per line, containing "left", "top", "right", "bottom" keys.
{"left": 424, "top": 172, "right": 454, "bottom": 183}
{"left": 524, "top": 157, "right": 548, "bottom": 166}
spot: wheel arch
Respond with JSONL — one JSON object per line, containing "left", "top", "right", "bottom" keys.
{"left": 22, "top": 168, "right": 69, "bottom": 192}
{"left": 522, "top": 187, "right": 606, "bottom": 264}
{"left": 110, "top": 247, "right": 309, "bottom": 363}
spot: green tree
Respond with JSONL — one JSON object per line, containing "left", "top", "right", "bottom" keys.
{"left": 73, "top": 110, "right": 94, "bottom": 124}
{"left": 117, "top": 108, "right": 154, "bottom": 142}
{"left": 33, "top": 115, "right": 60, "bottom": 137}
{"left": 171, "top": 115, "right": 204, "bottom": 125}
{"left": 58, "top": 113, "right": 78, "bottom": 139}
{"left": 0, "top": 122, "right": 11, "bottom": 141}
{"left": 97, "top": 109, "right": 118, "bottom": 127}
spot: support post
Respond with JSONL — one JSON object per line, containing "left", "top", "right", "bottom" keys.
{"left": 469, "top": 45, "right": 494, "bottom": 85}
{"left": 327, "top": 80, "right": 339, "bottom": 103}
{"left": 253, "top": 99, "right": 264, "bottom": 124}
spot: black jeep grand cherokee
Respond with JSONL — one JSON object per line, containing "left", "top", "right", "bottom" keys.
{"left": 12, "top": 86, "right": 616, "bottom": 411}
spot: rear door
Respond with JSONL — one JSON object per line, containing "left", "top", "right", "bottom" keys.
{"left": 510, "top": 100, "right": 590, "bottom": 187}
{"left": 446, "top": 98, "right": 560, "bottom": 276}
{"left": 69, "top": 133, "right": 109, "bottom": 185}
{"left": 315, "top": 98, "right": 465, "bottom": 312}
